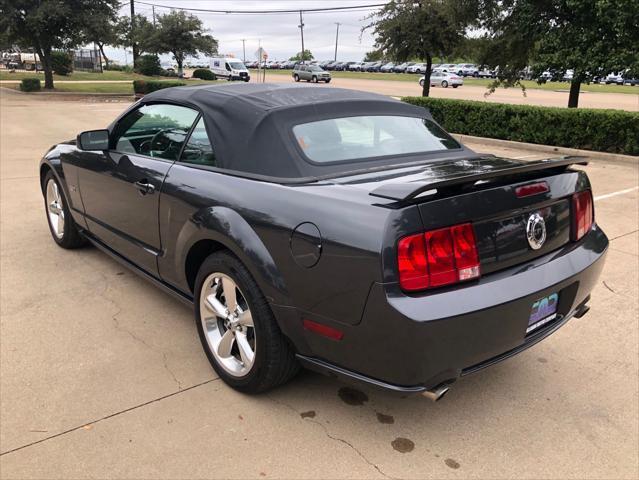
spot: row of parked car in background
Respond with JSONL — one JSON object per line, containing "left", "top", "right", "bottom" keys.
{"left": 246, "top": 58, "right": 637, "bottom": 86}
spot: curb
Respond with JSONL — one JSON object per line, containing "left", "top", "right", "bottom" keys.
{"left": 0, "top": 86, "right": 133, "bottom": 101}
{"left": 453, "top": 134, "right": 637, "bottom": 164}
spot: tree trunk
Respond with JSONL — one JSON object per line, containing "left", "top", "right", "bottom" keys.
{"left": 35, "top": 43, "right": 54, "bottom": 89}
{"left": 176, "top": 57, "right": 184, "bottom": 78}
{"left": 421, "top": 53, "right": 432, "bottom": 97}
{"left": 98, "top": 44, "right": 109, "bottom": 68}
{"left": 568, "top": 76, "right": 581, "bottom": 108}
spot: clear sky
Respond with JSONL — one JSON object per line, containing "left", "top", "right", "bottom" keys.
{"left": 105, "top": 0, "right": 386, "bottom": 65}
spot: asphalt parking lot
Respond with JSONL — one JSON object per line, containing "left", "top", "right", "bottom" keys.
{"left": 1, "top": 90, "right": 637, "bottom": 479}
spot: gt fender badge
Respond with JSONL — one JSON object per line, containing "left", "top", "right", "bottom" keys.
{"left": 526, "top": 212, "right": 546, "bottom": 250}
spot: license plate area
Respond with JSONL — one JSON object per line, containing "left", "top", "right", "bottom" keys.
{"left": 527, "top": 292, "right": 559, "bottom": 334}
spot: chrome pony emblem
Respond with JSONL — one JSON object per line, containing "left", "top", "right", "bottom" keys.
{"left": 526, "top": 212, "right": 546, "bottom": 250}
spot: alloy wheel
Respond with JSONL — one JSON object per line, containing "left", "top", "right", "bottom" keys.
{"left": 46, "top": 179, "right": 65, "bottom": 239}
{"left": 199, "top": 272, "right": 256, "bottom": 377}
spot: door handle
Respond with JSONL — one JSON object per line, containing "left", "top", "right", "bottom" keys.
{"left": 134, "top": 180, "right": 155, "bottom": 195}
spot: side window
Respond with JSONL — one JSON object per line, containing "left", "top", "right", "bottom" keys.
{"left": 180, "top": 117, "right": 217, "bottom": 167}
{"left": 112, "top": 104, "right": 198, "bottom": 161}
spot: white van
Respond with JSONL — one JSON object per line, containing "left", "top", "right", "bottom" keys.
{"left": 209, "top": 58, "right": 250, "bottom": 82}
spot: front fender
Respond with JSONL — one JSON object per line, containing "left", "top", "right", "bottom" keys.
{"left": 173, "top": 206, "right": 291, "bottom": 306}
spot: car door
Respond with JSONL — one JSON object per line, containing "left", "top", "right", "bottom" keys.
{"left": 300, "top": 66, "right": 309, "bottom": 80}
{"left": 77, "top": 102, "right": 199, "bottom": 275}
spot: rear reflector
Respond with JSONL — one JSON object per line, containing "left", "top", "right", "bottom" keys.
{"left": 515, "top": 181, "right": 549, "bottom": 198}
{"left": 398, "top": 222, "right": 480, "bottom": 292}
{"left": 572, "top": 190, "right": 593, "bottom": 240}
{"left": 303, "top": 319, "right": 344, "bottom": 340}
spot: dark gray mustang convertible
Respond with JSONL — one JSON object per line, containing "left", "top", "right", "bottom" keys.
{"left": 40, "top": 84, "right": 608, "bottom": 400}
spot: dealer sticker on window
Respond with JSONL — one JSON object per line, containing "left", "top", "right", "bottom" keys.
{"left": 527, "top": 293, "right": 559, "bottom": 334}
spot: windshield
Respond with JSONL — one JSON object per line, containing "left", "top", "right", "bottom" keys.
{"left": 292, "top": 115, "right": 460, "bottom": 164}
{"left": 228, "top": 62, "right": 245, "bottom": 70}
{"left": 309, "top": 66, "right": 323, "bottom": 71}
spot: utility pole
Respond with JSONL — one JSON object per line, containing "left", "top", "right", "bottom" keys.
{"left": 298, "top": 10, "right": 305, "bottom": 63}
{"left": 130, "top": 0, "right": 138, "bottom": 65}
{"left": 241, "top": 39, "right": 246, "bottom": 63}
{"left": 334, "top": 23, "right": 340, "bottom": 62}
{"left": 152, "top": 5, "right": 156, "bottom": 26}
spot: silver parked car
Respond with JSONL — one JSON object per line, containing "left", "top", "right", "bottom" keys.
{"left": 292, "top": 64, "right": 331, "bottom": 83}
{"left": 419, "top": 70, "right": 464, "bottom": 88}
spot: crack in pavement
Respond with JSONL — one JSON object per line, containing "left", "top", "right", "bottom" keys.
{"left": 0, "top": 378, "right": 219, "bottom": 457}
{"left": 268, "top": 396, "right": 394, "bottom": 480}
{"left": 609, "top": 229, "right": 638, "bottom": 242}
{"left": 102, "top": 286, "right": 183, "bottom": 391}
{"left": 603, "top": 281, "right": 617, "bottom": 294}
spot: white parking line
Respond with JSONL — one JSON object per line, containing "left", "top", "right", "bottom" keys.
{"left": 594, "top": 186, "right": 639, "bottom": 201}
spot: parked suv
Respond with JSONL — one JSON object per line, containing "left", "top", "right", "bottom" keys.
{"left": 292, "top": 64, "right": 331, "bottom": 83}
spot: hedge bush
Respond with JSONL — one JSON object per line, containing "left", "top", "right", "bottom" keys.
{"left": 20, "top": 78, "right": 41, "bottom": 92}
{"left": 135, "top": 54, "right": 162, "bottom": 76}
{"left": 192, "top": 68, "right": 216, "bottom": 80}
{"left": 51, "top": 51, "right": 73, "bottom": 76}
{"left": 133, "top": 80, "right": 186, "bottom": 95}
{"left": 105, "top": 63, "right": 133, "bottom": 73}
{"left": 401, "top": 96, "right": 639, "bottom": 155}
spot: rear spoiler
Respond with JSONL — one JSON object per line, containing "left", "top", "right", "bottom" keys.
{"left": 369, "top": 156, "right": 588, "bottom": 202}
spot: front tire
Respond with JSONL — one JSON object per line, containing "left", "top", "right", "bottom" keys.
{"left": 419, "top": 79, "right": 425, "bottom": 87}
{"left": 311, "top": 76, "right": 318, "bottom": 83}
{"left": 293, "top": 74, "right": 300, "bottom": 82}
{"left": 195, "top": 252, "right": 299, "bottom": 393}
{"left": 442, "top": 80, "right": 449, "bottom": 88}
{"left": 43, "top": 171, "right": 86, "bottom": 249}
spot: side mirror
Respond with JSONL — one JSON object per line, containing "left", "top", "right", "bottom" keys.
{"left": 77, "top": 129, "right": 109, "bottom": 151}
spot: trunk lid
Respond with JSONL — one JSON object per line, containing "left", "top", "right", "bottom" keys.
{"left": 333, "top": 155, "right": 588, "bottom": 277}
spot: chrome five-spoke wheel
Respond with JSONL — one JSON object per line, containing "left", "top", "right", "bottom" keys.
{"left": 199, "top": 273, "right": 256, "bottom": 377}
{"left": 46, "top": 179, "right": 65, "bottom": 239}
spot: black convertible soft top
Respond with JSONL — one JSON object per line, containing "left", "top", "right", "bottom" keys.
{"left": 140, "top": 83, "right": 474, "bottom": 182}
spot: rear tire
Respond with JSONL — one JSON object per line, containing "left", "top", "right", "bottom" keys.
{"left": 293, "top": 74, "right": 300, "bottom": 82}
{"left": 452, "top": 84, "right": 459, "bottom": 88}
{"left": 419, "top": 79, "right": 424, "bottom": 87}
{"left": 195, "top": 251, "right": 299, "bottom": 393}
{"left": 42, "top": 171, "right": 86, "bottom": 249}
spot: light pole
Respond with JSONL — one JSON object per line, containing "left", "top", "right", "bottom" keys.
{"left": 241, "top": 39, "right": 246, "bottom": 63}
{"left": 298, "top": 11, "right": 305, "bottom": 62}
{"left": 334, "top": 23, "right": 341, "bottom": 62}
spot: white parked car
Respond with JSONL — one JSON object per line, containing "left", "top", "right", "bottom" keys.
{"left": 456, "top": 64, "right": 479, "bottom": 77}
{"left": 407, "top": 62, "right": 427, "bottom": 74}
{"left": 348, "top": 62, "right": 364, "bottom": 71}
{"left": 419, "top": 70, "right": 464, "bottom": 88}
{"left": 604, "top": 72, "right": 625, "bottom": 85}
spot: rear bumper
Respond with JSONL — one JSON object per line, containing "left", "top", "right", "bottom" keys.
{"left": 295, "top": 225, "right": 608, "bottom": 392}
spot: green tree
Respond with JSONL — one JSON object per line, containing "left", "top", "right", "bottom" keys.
{"left": 116, "top": 14, "right": 157, "bottom": 58}
{"left": 365, "top": 0, "right": 478, "bottom": 97}
{"left": 0, "top": 0, "right": 119, "bottom": 89}
{"left": 81, "top": 4, "right": 119, "bottom": 68}
{"left": 150, "top": 11, "right": 217, "bottom": 77}
{"left": 477, "top": 0, "right": 639, "bottom": 108}
{"left": 289, "top": 50, "right": 314, "bottom": 62}
{"left": 364, "top": 49, "right": 385, "bottom": 62}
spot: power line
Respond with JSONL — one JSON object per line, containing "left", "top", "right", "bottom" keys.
{"left": 132, "top": 1, "right": 388, "bottom": 15}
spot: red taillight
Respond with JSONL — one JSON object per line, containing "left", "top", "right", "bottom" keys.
{"left": 398, "top": 222, "right": 480, "bottom": 291}
{"left": 398, "top": 233, "right": 429, "bottom": 290}
{"left": 515, "top": 181, "right": 549, "bottom": 198}
{"left": 572, "top": 190, "right": 593, "bottom": 240}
